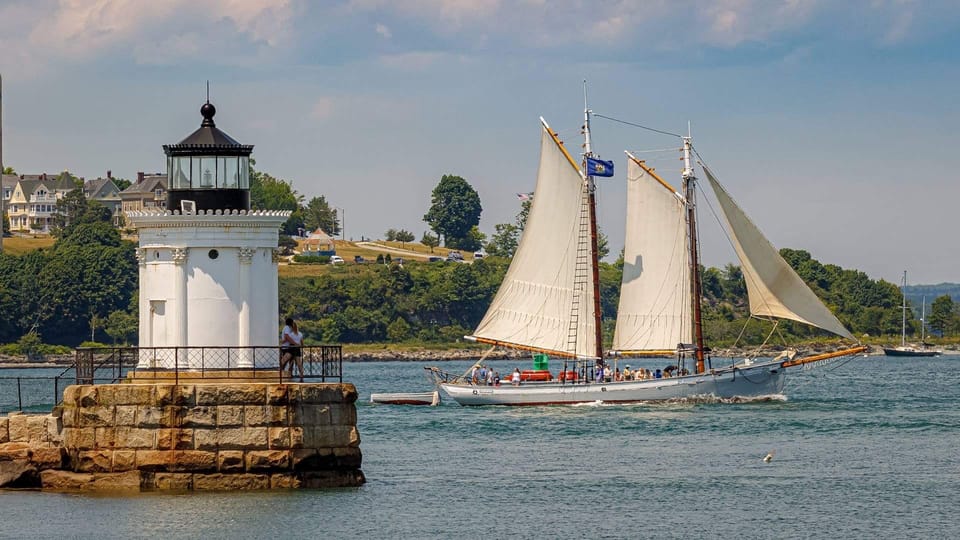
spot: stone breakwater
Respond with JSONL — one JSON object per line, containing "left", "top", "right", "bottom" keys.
{"left": 0, "top": 382, "right": 364, "bottom": 492}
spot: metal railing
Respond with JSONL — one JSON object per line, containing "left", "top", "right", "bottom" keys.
{"left": 0, "top": 345, "right": 342, "bottom": 414}
{"left": 76, "top": 345, "right": 343, "bottom": 385}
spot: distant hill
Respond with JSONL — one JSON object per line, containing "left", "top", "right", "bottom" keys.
{"left": 903, "top": 283, "right": 960, "bottom": 312}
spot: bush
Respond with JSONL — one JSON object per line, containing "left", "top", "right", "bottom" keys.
{"left": 293, "top": 255, "right": 330, "bottom": 264}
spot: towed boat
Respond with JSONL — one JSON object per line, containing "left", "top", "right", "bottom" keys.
{"left": 370, "top": 391, "right": 440, "bottom": 406}
{"left": 430, "top": 99, "right": 867, "bottom": 406}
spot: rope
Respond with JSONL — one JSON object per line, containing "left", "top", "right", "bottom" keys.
{"left": 592, "top": 113, "right": 684, "bottom": 139}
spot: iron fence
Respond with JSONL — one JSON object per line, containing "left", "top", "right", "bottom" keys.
{"left": 0, "top": 345, "right": 342, "bottom": 414}
{"left": 75, "top": 345, "right": 343, "bottom": 384}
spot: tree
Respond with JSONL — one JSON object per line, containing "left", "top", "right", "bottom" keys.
{"left": 457, "top": 226, "right": 486, "bottom": 252}
{"left": 421, "top": 231, "right": 439, "bottom": 253}
{"left": 104, "top": 310, "right": 138, "bottom": 344}
{"left": 516, "top": 199, "right": 532, "bottom": 229}
{"left": 597, "top": 230, "right": 609, "bottom": 260}
{"left": 51, "top": 181, "right": 88, "bottom": 237}
{"left": 2, "top": 166, "right": 16, "bottom": 175}
{"left": 2, "top": 213, "right": 9, "bottom": 236}
{"left": 394, "top": 230, "right": 415, "bottom": 247}
{"left": 423, "top": 174, "right": 482, "bottom": 247}
{"left": 112, "top": 177, "right": 133, "bottom": 191}
{"left": 303, "top": 195, "right": 340, "bottom": 235}
{"left": 928, "top": 295, "right": 955, "bottom": 337}
{"left": 485, "top": 223, "right": 519, "bottom": 257}
{"left": 385, "top": 229, "right": 397, "bottom": 241}
{"left": 249, "top": 167, "right": 304, "bottom": 235}
{"left": 18, "top": 331, "right": 43, "bottom": 360}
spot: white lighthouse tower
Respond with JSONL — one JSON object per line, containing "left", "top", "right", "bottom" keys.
{"left": 128, "top": 100, "right": 289, "bottom": 369}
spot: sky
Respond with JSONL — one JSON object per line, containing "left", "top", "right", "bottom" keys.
{"left": 1, "top": 0, "right": 959, "bottom": 285}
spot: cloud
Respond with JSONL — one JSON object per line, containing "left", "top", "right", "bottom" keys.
{"left": 311, "top": 96, "right": 336, "bottom": 120}
{"left": 4, "top": 0, "right": 295, "bottom": 70}
{"left": 376, "top": 22, "right": 392, "bottom": 39}
{"left": 378, "top": 51, "right": 447, "bottom": 70}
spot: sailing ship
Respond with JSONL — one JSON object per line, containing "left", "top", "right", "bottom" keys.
{"left": 429, "top": 107, "right": 867, "bottom": 406}
{"left": 883, "top": 271, "right": 941, "bottom": 357}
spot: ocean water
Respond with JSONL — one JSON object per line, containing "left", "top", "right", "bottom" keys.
{"left": 1, "top": 355, "right": 958, "bottom": 539}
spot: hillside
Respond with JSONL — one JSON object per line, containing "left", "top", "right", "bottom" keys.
{"left": 904, "top": 283, "right": 960, "bottom": 309}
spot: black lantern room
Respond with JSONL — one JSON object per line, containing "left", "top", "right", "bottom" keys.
{"left": 163, "top": 101, "right": 253, "bottom": 212}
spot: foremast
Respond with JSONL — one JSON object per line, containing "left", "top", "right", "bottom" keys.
{"left": 683, "top": 136, "right": 707, "bottom": 373}
{"left": 582, "top": 100, "right": 605, "bottom": 361}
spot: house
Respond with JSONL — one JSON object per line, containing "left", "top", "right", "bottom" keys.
{"left": 6, "top": 172, "right": 79, "bottom": 233}
{"left": 1, "top": 173, "right": 17, "bottom": 206}
{"left": 84, "top": 172, "right": 123, "bottom": 226}
{"left": 301, "top": 229, "right": 336, "bottom": 256}
{"left": 119, "top": 172, "right": 167, "bottom": 224}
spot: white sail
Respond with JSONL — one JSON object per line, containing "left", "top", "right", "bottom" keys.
{"left": 469, "top": 126, "right": 597, "bottom": 358}
{"left": 611, "top": 158, "right": 692, "bottom": 352}
{"left": 703, "top": 167, "right": 854, "bottom": 339}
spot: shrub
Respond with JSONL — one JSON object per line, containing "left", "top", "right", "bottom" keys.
{"left": 293, "top": 255, "right": 330, "bottom": 264}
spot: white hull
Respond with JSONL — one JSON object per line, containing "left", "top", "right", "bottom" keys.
{"left": 440, "top": 362, "right": 786, "bottom": 406}
{"left": 370, "top": 391, "right": 440, "bottom": 406}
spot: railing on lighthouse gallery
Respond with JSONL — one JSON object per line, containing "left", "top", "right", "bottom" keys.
{"left": 73, "top": 345, "right": 343, "bottom": 385}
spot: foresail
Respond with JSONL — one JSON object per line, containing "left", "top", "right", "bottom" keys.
{"left": 611, "top": 158, "right": 692, "bottom": 353}
{"left": 469, "top": 126, "right": 598, "bottom": 358}
{"left": 703, "top": 167, "right": 854, "bottom": 339}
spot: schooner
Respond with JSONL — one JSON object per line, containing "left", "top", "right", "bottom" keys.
{"left": 430, "top": 105, "right": 867, "bottom": 406}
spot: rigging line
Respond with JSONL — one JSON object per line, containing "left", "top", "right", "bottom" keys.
{"left": 592, "top": 113, "right": 684, "bottom": 139}
{"left": 627, "top": 147, "right": 680, "bottom": 154}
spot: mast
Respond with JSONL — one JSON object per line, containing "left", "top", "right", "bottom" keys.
{"left": 582, "top": 83, "right": 604, "bottom": 360}
{"left": 900, "top": 270, "right": 907, "bottom": 348}
{"left": 683, "top": 136, "right": 706, "bottom": 373}
{"left": 921, "top": 295, "right": 926, "bottom": 343}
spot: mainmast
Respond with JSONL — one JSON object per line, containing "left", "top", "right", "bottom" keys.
{"left": 683, "top": 136, "right": 706, "bottom": 373}
{"left": 582, "top": 84, "right": 604, "bottom": 361}
{"left": 900, "top": 270, "right": 908, "bottom": 348}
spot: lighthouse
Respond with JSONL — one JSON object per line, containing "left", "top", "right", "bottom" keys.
{"left": 128, "top": 100, "right": 289, "bottom": 369}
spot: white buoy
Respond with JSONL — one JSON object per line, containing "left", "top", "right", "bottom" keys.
{"left": 763, "top": 450, "right": 775, "bottom": 463}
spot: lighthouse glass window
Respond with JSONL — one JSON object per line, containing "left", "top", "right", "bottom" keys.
{"left": 219, "top": 156, "right": 239, "bottom": 188}
{"left": 170, "top": 157, "right": 191, "bottom": 189}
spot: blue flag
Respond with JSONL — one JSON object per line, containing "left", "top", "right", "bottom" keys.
{"left": 586, "top": 157, "right": 614, "bottom": 177}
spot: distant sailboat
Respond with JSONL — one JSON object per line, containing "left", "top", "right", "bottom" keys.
{"left": 883, "top": 271, "right": 941, "bottom": 357}
{"left": 429, "top": 104, "right": 868, "bottom": 406}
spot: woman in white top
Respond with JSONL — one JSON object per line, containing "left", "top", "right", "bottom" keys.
{"left": 511, "top": 368, "right": 521, "bottom": 386}
{"left": 280, "top": 317, "right": 305, "bottom": 381}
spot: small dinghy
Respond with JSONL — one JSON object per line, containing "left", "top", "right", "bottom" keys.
{"left": 370, "top": 391, "right": 440, "bottom": 406}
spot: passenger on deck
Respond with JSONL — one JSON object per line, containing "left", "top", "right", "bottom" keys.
{"left": 614, "top": 368, "right": 622, "bottom": 382}
{"left": 654, "top": 368, "right": 663, "bottom": 379}
{"left": 486, "top": 369, "right": 494, "bottom": 386}
{"left": 479, "top": 365, "right": 488, "bottom": 381}
{"left": 471, "top": 366, "right": 479, "bottom": 385}
{"left": 623, "top": 366, "right": 632, "bottom": 380}
{"left": 494, "top": 372, "right": 501, "bottom": 386}
{"left": 511, "top": 368, "right": 521, "bottom": 386}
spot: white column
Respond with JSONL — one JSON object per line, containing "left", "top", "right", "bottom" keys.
{"left": 135, "top": 248, "right": 152, "bottom": 368}
{"left": 172, "top": 247, "right": 190, "bottom": 367}
{"left": 237, "top": 247, "right": 255, "bottom": 368}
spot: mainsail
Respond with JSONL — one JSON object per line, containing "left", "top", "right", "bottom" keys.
{"left": 469, "top": 125, "right": 598, "bottom": 358}
{"left": 703, "top": 167, "right": 854, "bottom": 339}
{"left": 611, "top": 158, "right": 692, "bottom": 353}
